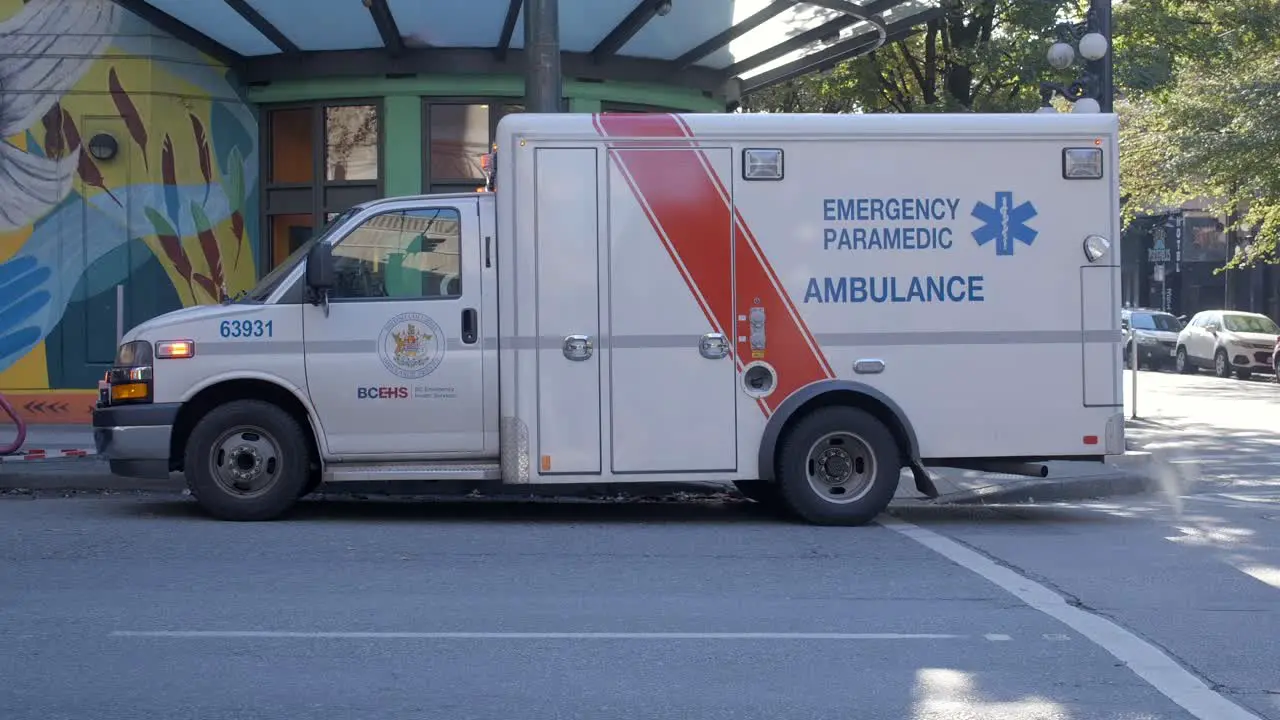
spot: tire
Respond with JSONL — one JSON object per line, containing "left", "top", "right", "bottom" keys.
{"left": 1214, "top": 349, "right": 1232, "bottom": 378}
{"left": 1175, "top": 347, "right": 1194, "bottom": 374}
{"left": 1273, "top": 359, "right": 1280, "bottom": 384}
{"left": 183, "top": 399, "right": 312, "bottom": 521}
{"left": 774, "top": 406, "right": 901, "bottom": 526}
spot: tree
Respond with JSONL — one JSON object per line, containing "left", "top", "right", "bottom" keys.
{"left": 1116, "top": 0, "right": 1280, "bottom": 266}
{"left": 741, "top": 0, "right": 1074, "bottom": 114}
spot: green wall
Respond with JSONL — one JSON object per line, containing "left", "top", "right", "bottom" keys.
{"left": 247, "top": 75, "right": 723, "bottom": 197}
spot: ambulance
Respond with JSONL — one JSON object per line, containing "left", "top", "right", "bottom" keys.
{"left": 92, "top": 111, "right": 1125, "bottom": 525}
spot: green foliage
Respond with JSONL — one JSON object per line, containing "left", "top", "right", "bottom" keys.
{"left": 1118, "top": 0, "right": 1280, "bottom": 266}
{"left": 742, "top": 0, "right": 1074, "bottom": 114}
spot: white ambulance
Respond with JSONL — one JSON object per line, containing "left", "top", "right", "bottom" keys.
{"left": 92, "top": 111, "right": 1124, "bottom": 525}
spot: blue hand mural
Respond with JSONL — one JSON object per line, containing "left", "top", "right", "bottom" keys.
{"left": 0, "top": 255, "right": 52, "bottom": 367}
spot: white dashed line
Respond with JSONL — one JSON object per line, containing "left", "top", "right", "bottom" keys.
{"left": 984, "top": 633, "right": 1012, "bottom": 641}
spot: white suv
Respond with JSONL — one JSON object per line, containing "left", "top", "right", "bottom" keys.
{"left": 1175, "top": 310, "right": 1280, "bottom": 380}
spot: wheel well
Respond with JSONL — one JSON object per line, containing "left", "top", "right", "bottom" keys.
{"left": 169, "top": 379, "right": 319, "bottom": 472}
{"left": 773, "top": 390, "right": 915, "bottom": 473}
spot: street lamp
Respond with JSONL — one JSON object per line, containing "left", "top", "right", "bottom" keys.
{"left": 1037, "top": 0, "right": 1113, "bottom": 114}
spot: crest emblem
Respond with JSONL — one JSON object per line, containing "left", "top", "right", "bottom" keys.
{"left": 378, "top": 312, "right": 445, "bottom": 379}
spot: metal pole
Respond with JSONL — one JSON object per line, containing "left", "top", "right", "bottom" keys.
{"left": 524, "top": 0, "right": 562, "bottom": 113}
{"left": 1089, "top": 0, "right": 1113, "bottom": 113}
{"left": 115, "top": 284, "right": 125, "bottom": 344}
{"left": 1130, "top": 337, "right": 1138, "bottom": 419}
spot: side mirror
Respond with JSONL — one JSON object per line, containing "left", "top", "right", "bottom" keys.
{"left": 305, "top": 243, "right": 334, "bottom": 315}
{"left": 306, "top": 243, "right": 335, "bottom": 291}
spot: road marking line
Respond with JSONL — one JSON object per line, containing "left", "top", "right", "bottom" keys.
{"left": 984, "top": 633, "right": 1012, "bottom": 641}
{"left": 108, "top": 631, "right": 965, "bottom": 640}
{"left": 880, "top": 516, "right": 1263, "bottom": 720}
{"left": 1043, "top": 633, "right": 1071, "bottom": 641}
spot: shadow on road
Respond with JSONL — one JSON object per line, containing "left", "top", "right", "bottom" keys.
{"left": 95, "top": 493, "right": 1132, "bottom": 528}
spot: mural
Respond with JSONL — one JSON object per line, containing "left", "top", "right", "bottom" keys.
{"left": 0, "top": 0, "right": 259, "bottom": 420}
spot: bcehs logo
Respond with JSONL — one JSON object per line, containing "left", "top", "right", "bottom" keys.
{"left": 357, "top": 386, "right": 409, "bottom": 399}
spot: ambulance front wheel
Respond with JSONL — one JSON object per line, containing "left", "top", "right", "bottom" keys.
{"left": 183, "top": 399, "right": 311, "bottom": 521}
{"left": 775, "top": 406, "right": 901, "bottom": 526}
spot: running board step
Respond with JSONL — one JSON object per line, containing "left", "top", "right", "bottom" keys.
{"left": 323, "top": 461, "right": 502, "bottom": 483}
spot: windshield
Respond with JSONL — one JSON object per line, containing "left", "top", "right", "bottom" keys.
{"left": 1130, "top": 313, "right": 1181, "bottom": 332}
{"left": 239, "top": 209, "right": 359, "bottom": 302}
{"left": 1223, "top": 313, "right": 1280, "bottom": 334}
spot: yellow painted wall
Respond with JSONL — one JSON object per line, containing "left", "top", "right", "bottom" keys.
{"left": 0, "top": 0, "right": 260, "bottom": 417}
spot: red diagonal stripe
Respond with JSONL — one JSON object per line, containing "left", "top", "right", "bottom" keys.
{"left": 594, "top": 113, "right": 833, "bottom": 414}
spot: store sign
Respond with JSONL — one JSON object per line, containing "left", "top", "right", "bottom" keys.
{"left": 1148, "top": 227, "right": 1172, "bottom": 263}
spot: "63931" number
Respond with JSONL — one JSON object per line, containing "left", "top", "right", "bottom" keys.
{"left": 219, "top": 319, "right": 274, "bottom": 339}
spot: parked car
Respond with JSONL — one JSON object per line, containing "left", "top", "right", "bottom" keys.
{"left": 1120, "top": 307, "right": 1183, "bottom": 370}
{"left": 1175, "top": 310, "right": 1280, "bottom": 379}
{"left": 1273, "top": 337, "right": 1280, "bottom": 384}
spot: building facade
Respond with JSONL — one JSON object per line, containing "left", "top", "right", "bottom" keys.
{"left": 1121, "top": 209, "right": 1280, "bottom": 321}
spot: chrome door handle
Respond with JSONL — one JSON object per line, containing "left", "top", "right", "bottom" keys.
{"left": 699, "top": 332, "right": 730, "bottom": 360}
{"left": 563, "top": 335, "right": 593, "bottom": 361}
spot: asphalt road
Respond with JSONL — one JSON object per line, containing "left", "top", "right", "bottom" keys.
{"left": 1, "top": 370, "right": 1276, "bottom": 720}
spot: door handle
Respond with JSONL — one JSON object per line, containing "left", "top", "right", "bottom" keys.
{"left": 461, "top": 308, "right": 477, "bottom": 345}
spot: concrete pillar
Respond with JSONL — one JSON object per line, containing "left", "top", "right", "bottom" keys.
{"left": 524, "top": 0, "right": 562, "bottom": 113}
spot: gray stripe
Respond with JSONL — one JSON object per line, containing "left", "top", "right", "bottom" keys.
{"left": 813, "top": 330, "right": 1122, "bottom": 346}
{"left": 196, "top": 330, "right": 1120, "bottom": 357}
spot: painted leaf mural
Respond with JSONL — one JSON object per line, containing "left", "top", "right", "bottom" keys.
{"left": 107, "top": 66, "right": 149, "bottom": 171}
{"left": 189, "top": 201, "right": 224, "bottom": 301}
{"left": 0, "top": 0, "right": 259, "bottom": 401}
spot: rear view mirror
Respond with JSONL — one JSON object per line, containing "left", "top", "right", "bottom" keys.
{"left": 306, "top": 243, "right": 335, "bottom": 291}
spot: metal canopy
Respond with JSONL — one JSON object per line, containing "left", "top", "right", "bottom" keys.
{"left": 108, "top": 0, "right": 943, "bottom": 98}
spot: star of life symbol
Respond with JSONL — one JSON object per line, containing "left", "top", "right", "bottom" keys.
{"left": 971, "top": 191, "right": 1039, "bottom": 256}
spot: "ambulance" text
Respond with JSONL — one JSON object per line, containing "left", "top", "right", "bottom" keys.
{"left": 802, "top": 275, "right": 985, "bottom": 304}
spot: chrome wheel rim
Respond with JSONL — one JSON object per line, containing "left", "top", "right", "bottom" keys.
{"left": 209, "top": 425, "right": 282, "bottom": 498}
{"left": 805, "top": 431, "right": 877, "bottom": 505}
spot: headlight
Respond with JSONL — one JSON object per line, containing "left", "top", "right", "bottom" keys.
{"left": 107, "top": 341, "right": 153, "bottom": 404}
{"left": 1137, "top": 334, "right": 1159, "bottom": 345}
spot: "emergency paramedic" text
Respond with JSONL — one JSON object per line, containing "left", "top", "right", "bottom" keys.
{"left": 802, "top": 275, "right": 985, "bottom": 304}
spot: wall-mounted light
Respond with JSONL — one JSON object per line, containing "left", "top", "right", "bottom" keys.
{"left": 656, "top": 0, "right": 672, "bottom": 16}
{"left": 87, "top": 133, "right": 119, "bottom": 162}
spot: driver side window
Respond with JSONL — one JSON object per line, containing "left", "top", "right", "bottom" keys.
{"left": 329, "top": 207, "right": 463, "bottom": 300}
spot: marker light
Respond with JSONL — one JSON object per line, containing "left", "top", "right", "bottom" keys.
{"left": 155, "top": 340, "right": 195, "bottom": 359}
{"left": 1083, "top": 235, "right": 1111, "bottom": 263}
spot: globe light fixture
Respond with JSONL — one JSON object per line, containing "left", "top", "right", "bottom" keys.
{"left": 1077, "top": 31, "right": 1109, "bottom": 61}
{"left": 1047, "top": 42, "right": 1075, "bottom": 70}
{"left": 1072, "top": 97, "right": 1101, "bottom": 113}
{"left": 1036, "top": 104, "right": 1059, "bottom": 114}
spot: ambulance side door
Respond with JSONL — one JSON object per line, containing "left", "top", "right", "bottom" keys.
{"left": 302, "top": 198, "right": 485, "bottom": 458}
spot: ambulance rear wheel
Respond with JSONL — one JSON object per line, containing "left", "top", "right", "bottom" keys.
{"left": 183, "top": 400, "right": 311, "bottom": 521}
{"left": 775, "top": 406, "right": 901, "bottom": 526}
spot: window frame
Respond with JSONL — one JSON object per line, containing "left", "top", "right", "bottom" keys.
{"left": 325, "top": 204, "right": 465, "bottom": 305}
{"left": 421, "top": 96, "right": 566, "bottom": 191}
{"left": 259, "top": 98, "right": 386, "bottom": 272}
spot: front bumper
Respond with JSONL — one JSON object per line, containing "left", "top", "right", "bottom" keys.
{"left": 92, "top": 403, "right": 181, "bottom": 479}
{"left": 1228, "top": 349, "right": 1276, "bottom": 373}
